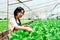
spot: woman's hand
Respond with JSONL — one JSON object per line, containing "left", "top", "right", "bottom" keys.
{"left": 26, "top": 27, "right": 33, "bottom": 32}
{"left": 23, "top": 25, "right": 33, "bottom": 32}
{"left": 24, "top": 24, "right": 29, "bottom": 27}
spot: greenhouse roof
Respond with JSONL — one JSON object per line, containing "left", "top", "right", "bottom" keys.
{"left": 0, "top": 0, "right": 60, "bottom": 19}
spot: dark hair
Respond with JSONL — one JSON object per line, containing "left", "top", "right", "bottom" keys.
{"left": 14, "top": 7, "right": 25, "bottom": 17}
{"left": 14, "top": 7, "right": 25, "bottom": 25}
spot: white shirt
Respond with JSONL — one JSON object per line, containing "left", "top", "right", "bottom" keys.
{"left": 8, "top": 17, "right": 20, "bottom": 31}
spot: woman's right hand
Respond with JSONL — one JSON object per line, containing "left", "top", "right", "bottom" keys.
{"left": 26, "top": 27, "right": 33, "bottom": 32}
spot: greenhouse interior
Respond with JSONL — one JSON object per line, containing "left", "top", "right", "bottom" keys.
{"left": 0, "top": 0, "right": 60, "bottom": 40}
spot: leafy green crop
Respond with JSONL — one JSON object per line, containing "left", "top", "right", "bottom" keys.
{"left": 0, "top": 20, "right": 60, "bottom": 40}
{"left": 0, "top": 20, "right": 8, "bottom": 32}
{"left": 9, "top": 19, "right": 60, "bottom": 40}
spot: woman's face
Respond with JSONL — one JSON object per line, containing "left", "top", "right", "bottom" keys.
{"left": 17, "top": 10, "right": 24, "bottom": 18}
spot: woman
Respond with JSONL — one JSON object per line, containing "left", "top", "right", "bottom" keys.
{"left": 8, "top": 7, "right": 33, "bottom": 34}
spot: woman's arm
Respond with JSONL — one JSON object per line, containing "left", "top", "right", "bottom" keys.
{"left": 14, "top": 26, "right": 33, "bottom": 32}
